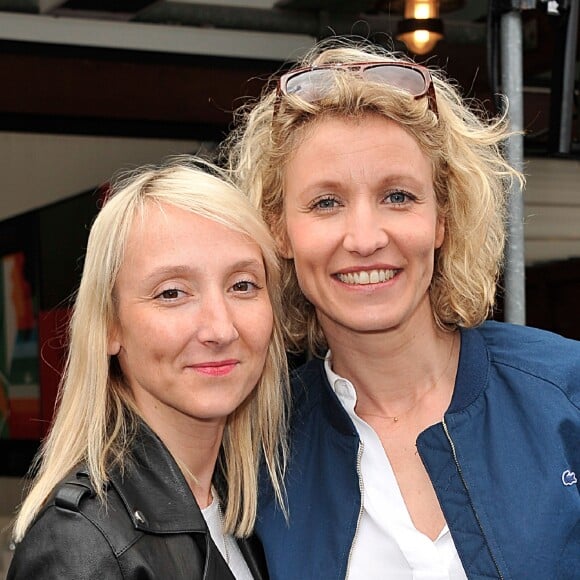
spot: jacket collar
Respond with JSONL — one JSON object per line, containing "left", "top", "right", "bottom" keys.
{"left": 293, "top": 357, "right": 359, "bottom": 437}
{"left": 76, "top": 419, "right": 267, "bottom": 580}
{"left": 446, "top": 326, "right": 490, "bottom": 415}
{"left": 295, "top": 325, "right": 490, "bottom": 429}
{"left": 108, "top": 419, "right": 208, "bottom": 534}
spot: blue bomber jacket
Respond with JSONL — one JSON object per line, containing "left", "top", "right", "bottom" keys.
{"left": 256, "top": 322, "right": 580, "bottom": 580}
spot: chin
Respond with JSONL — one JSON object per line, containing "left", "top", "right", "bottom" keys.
{"left": 339, "top": 315, "right": 401, "bottom": 333}
{"left": 195, "top": 393, "right": 254, "bottom": 421}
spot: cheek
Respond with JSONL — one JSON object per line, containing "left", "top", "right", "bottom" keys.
{"left": 120, "top": 316, "right": 183, "bottom": 363}
{"left": 405, "top": 216, "right": 444, "bottom": 254}
{"left": 287, "top": 224, "right": 331, "bottom": 271}
{"left": 293, "top": 266, "right": 316, "bottom": 302}
{"left": 257, "top": 303, "right": 274, "bottom": 349}
{"left": 118, "top": 332, "right": 162, "bottom": 377}
{"left": 284, "top": 214, "right": 329, "bottom": 259}
{"left": 243, "top": 301, "right": 274, "bottom": 361}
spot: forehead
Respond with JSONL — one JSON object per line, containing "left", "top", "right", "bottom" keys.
{"left": 119, "top": 202, "right": 264, "bottom": 276}
{"left": 128, "top": 201, "right": 238, "bottom": 240}
{"left": 288, "top": 114, "right": 425, "bottom": 164}
{"left": 290, "top": 112, "right": 438, "bottom": 182}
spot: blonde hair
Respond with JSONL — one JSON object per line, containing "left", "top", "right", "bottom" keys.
{"left": 224, "top": 37, "right": 524, "bottom": 354}
{"left": 13, "top": 156, "right": 288, "bottom": 540}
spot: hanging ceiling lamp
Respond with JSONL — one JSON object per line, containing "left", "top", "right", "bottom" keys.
{"left": 396, "top": 0, "right": 444, "bottom": 55}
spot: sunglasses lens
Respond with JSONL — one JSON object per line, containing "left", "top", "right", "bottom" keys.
{"left": 364, "top": 65, "right": 427, "bottom": 98}
{"left": 284, "top": 64, "right": 428, "bottom": 103}
{"left": 277, "top": 62, "right": 437, "bottom": 117}
{"left": 285, "top": 69, "right": 336, "bottom": 101}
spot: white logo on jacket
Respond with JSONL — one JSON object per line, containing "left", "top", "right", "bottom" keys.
{"left": 561, "top": 469, "right": 577, "bottom": 486}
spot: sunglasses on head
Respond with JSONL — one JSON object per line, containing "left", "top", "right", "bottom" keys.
{"left": 275, "top": 61, "right": 438, "bottom": 117}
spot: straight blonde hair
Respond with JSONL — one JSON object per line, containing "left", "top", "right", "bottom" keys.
{"left": 13, "top": 156, "right": 289, "bottom": 540}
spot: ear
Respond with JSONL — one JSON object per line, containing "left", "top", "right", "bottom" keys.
{"left": 107, "top": 324, "right": 122, "bottom": 356}
{"left": 435, "top": 215, "right": 445, "bottom": 249}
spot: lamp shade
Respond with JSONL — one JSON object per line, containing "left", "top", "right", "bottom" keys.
{"left": 396, "top": 0, "right": 444, "bottom": 55}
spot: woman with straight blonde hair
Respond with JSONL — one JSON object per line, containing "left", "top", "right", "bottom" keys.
{"left": 225, "top": 37, "right": 580, "bottom": 579}
{"left": 9, "top": 156, "right": 288, "bottom": 579}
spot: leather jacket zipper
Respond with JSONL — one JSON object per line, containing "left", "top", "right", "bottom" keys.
{"left": 345, "top": 441, "right": 364, "bottom": 580}
{"left": 442, "top": 418, "right": 504, "bottom": 580}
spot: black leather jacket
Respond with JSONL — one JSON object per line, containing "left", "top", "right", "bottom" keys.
{"left": 8, "top": 421, "right": 268, "bottom": 579}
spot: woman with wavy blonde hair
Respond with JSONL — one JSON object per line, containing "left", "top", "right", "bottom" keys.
{"left": 225, "top": 37, "right": 580, "bottom": 579}
{"left": 9, "top": 157, "right": 289, "bottom": 579}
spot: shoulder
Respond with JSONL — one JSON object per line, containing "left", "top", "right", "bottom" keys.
{"left": 9, "top": 473, "right": 128, "bottom": 579}
{"left": 475, "top": 321, "right": 580, "bottom": 402}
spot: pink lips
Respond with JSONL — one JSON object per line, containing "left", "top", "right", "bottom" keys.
{"left": 191, "top": 360, "right": 238, "bottom": 377}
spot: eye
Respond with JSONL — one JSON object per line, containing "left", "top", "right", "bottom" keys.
{"left": 155, "top": 288, "right": 186, "bottom": 301}
{"left": 231, "top": 279, "right": 263, "bottom": 294}
{"left": 309, "top": 196, "right": 341, "bottom": 211}
{"left": 385, "top": 191, "right": 414, "bottom": 205}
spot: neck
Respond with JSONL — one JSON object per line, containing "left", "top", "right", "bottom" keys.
{"left": 168, "top": 424, "right": 224, "bottom": 508}
{"left": 136, "top": 403, "right": 225, "bottom": 508}
{"left": 326, "top": 317, "right": 459, "bottom": 420}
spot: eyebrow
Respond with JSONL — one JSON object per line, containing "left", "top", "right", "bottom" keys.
{"left": 143, "top": 259, "right": 265, "bottom": 284}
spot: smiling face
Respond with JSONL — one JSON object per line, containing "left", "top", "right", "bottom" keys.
{"left": 281, "top": 114, "right": 444, "bottom": 343}
{"left": 108, "top": 202, "right": 273, "bottom": 432}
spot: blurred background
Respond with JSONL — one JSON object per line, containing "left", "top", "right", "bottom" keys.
{"left": 0, "top": 1, "right": 578, "bottom": 575}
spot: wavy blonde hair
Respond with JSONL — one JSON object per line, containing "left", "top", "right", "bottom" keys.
{"left": 224, "top": 37, "right": 524, "bottom": 354}
{"left": 13, "top": 156, "right": 288, "bottom": 541}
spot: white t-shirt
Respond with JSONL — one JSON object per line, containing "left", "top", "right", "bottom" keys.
{"left": 201, "top": 496, "right": 253, "bottom": 580}
{"left": 325, "top": 355, "right": 468, "bottom": 580}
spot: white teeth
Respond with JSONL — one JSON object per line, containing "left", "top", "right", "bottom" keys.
{"left": 337, "top": 269, "right": 396, "bottom": 285}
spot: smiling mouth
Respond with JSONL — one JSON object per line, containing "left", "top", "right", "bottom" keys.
{"left": 336, "top": 269, "right": 398, "bottom": 285}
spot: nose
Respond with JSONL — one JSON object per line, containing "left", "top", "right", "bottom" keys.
{"left": 342, "top": 203, "right": 389, "bottom": 256}
{"left": 196, "top": 294, "right": 239, "bottom": 346}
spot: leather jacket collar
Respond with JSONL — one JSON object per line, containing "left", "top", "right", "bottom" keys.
{"left": 79, "top": 419, "right": 267, "bottom": 579}
{"left": 108, "top": 420, "right": 209, "bottom": 534}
